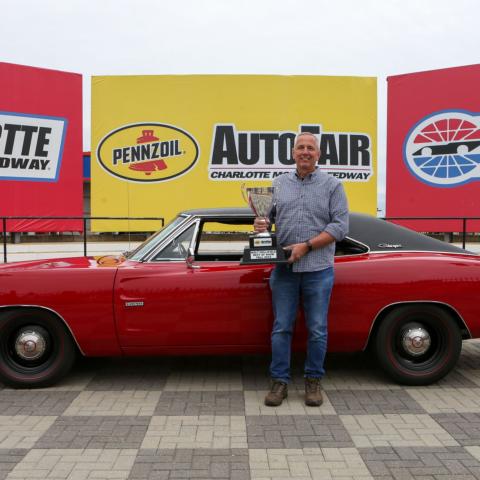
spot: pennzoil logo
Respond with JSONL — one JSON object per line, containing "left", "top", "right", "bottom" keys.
{"left": 97, "top": 123, "right": 199, "bottom": 182}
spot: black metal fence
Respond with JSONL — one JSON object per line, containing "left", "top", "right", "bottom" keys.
{"left": 1, "top": 216, "right": 164, "bottom": 263}
{"left": 1, "top": 215, "right": 478, "bottom": 263}
{"left": 383, "top": 217, "right": 480, "bottom": 250}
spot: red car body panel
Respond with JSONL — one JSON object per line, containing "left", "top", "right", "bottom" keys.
{"left": 114, "top": 261, "right": 273, "bottom": 351}
{"left": 1, "top": 248, "right": 479, "bottom": 358}
{"left": 0, "top": 256, "right": 121, "bottom": 356}
{"left": 330, "top": 252, "right": 480, "bottom": 349}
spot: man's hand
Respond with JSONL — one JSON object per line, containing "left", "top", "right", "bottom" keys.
{"left": 254, "top": 217, "right": 270, "bottom": 233}
{"left": 284, "top": 242, "right": 309, "bottom": 263}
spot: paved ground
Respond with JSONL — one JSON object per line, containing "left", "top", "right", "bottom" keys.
{"left": 2, "top": 343, "right": 480, "bottom": 479}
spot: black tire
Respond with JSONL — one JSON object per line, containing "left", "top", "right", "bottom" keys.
{"left": 0, "top": 308, "right": 76, "bottom": 388}
{"left": 374, "top": 304, "right": 462, "bottom": 385}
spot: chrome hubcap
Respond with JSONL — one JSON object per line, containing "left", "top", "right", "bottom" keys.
{"left": 401, "top": 326, "right": 431, "bottom": 356}
{"left": 14, "top": 329, "right": 47, "bottom": 361}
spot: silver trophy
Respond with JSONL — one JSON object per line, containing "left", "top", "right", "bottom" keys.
{"left": 240, "top": 185, "right": 289, "bottom": 264}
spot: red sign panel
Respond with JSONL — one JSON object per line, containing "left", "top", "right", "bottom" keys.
{"left": 387, "top": 64, "right": 480, "bottom": 232}
{"left": 0, "top": 62, "right": 83, "bottom": 232}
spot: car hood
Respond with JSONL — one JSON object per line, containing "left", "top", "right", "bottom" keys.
{"left": 0, "top": 254, "right": 127, "bottom": 271}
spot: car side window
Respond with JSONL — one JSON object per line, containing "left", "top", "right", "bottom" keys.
{"left": 151, "top": 224, "right": 196, "bottom": 261}
{"left": 196, "top": 221, "right": 250, "bottom": 261}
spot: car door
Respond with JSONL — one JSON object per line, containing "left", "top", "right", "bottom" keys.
{"left": 114, "top": 221, "right": 274, "bottom": 351}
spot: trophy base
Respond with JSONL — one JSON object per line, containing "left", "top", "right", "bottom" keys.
{"left": 240, "top": 233, "right": 290, "bottom": 265}
{"left": 240, "top": 246, "right": 290, "bottom": 265}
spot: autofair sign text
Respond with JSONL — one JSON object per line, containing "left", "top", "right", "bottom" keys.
{"left": 209, "top": 124, "right": 372, "bottom": 182}
{"left": 0, "top": 112, "right": 67, "bottom": 182}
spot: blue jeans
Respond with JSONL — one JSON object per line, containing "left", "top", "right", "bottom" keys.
{"left": 269, "top": 264, "right": 334, "bottom": 383}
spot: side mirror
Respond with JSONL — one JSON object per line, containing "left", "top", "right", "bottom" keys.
{"left": 186, "top": 247, "right": 200, "bottom": 269}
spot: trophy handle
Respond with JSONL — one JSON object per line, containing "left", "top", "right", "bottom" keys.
{"left": 241, "top": 183, "right": 249, "bottom": 205}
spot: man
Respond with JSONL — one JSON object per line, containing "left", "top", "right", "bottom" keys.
{"left": 254, "top": 132, "right": 348, "bottom": 407}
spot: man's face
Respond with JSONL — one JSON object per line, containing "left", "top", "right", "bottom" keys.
{"left": 292, "top": 134, "right": 320, "bottom": 175}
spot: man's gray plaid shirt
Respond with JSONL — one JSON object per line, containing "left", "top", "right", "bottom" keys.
{"left": 269, "top": 169, "right": 349, "bottom": 272}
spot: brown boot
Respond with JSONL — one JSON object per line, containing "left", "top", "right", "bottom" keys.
{"left": 264, "top": 379, "right": 288, "bottom": 406}
{"left": 305, "top": 377, "right": 323, "bottom": 406}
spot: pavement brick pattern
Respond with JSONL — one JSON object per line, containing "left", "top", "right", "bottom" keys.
{"left": 2, "top": 343, "right": 480, "bottom": 479}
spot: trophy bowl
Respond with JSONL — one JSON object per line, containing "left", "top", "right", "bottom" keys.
{"left": 241, "top": 186, "right": 274, "bottom": 238}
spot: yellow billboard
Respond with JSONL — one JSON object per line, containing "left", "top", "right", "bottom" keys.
{"left": 91, "top": 75, "right": 377, "bottom": 231}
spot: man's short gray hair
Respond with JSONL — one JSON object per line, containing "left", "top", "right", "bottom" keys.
{"left": 294, "top": 132, "right": 320, "bottom": 149}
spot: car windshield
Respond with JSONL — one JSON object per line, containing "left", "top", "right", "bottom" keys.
{"left": 125, "top": 215, "right": 188, "bottom": 261}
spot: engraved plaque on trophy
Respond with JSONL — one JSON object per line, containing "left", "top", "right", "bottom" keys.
{"left": 240, "top": 185, "right": 289, "bottom": 264}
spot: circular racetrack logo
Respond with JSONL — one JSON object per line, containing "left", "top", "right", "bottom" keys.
{"left": 404, "top": 110, "right": 480, "bottom": 187}
{"left": 97, "top": 123, "right": 199, "bottom": 182}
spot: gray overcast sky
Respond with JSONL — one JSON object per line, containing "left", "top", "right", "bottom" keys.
{"left": 2, "top": 0, "right": 480, "bottom": 212}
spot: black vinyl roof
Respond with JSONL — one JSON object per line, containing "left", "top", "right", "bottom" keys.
{"left": 179, "top": 208, "right": 471, "bottom": 255}
{"left": 348, "top": 213, "right": 468, "bottom": 254}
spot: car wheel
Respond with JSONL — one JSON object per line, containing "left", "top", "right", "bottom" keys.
{"left": 374, "top": 304, "right": 462, "bottom": 385}
{"left": 0, "top": 308, "right": 76, "bottom": 388}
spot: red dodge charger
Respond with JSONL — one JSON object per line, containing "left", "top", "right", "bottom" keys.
{"left": 0, "top": 208, "right": 478, "bottom": 388}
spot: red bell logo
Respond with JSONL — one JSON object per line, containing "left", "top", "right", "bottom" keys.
{"left": 128, "top": 130, "right": 167, "bottom": 174}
